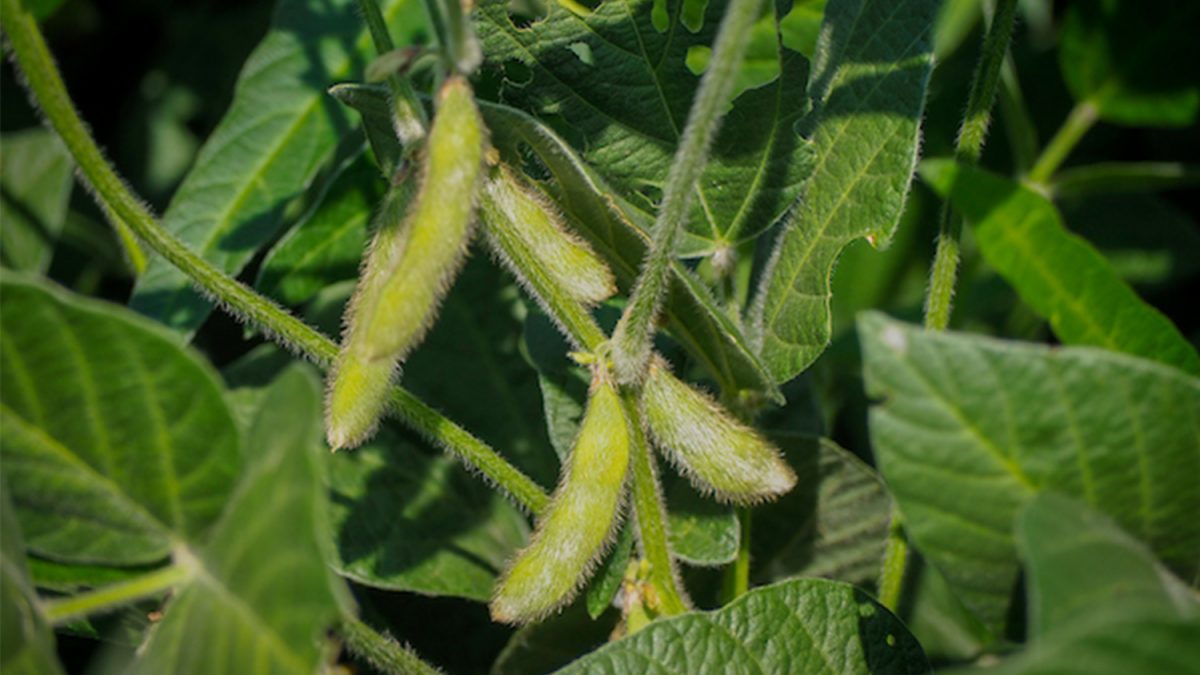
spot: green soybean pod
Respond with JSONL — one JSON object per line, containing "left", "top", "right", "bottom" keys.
{"left": 491, "top": 375, "right": 630, "bottom": 624}
{"left": 325, "top": 76, "right": 485, "bottom": 449}
{"left": 642, "top": 359, "right": 796, "bottom": 503}
{"left": 479, "top": 165, "right": 615, "bottom": 307}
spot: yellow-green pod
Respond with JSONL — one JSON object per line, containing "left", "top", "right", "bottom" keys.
{"left": 491, "top": 375, "right": 630, "bottom": 624}
{"left": 325, "top": 76, "right": 485, "bottom": 449}
{"left": 479, "top": 165, "right": 615, "bottom": 307}
{"left": 642, "top": 359, "right": 796, "bottom": 503}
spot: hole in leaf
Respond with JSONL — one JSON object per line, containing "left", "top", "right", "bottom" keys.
{"left": 508, "top": 0, "right": 548, "bottom": 29}
{"left": 567, "top": 41, "right": 594, "bottom": 65}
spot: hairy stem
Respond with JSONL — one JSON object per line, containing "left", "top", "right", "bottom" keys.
{"left": 877, "top": 508, "right": 909, "bottom": 613}
{"left": 339, "top": 614, "right": 442, "bottom": 675}
{"left": 609, "top": 0, "right": 764, "bottom": 384}
{"left": 356, "top": 0, "right": 427, "bottom": 145}
{"left": 4, "top": 0, "right": 548, "bottom": 515}
{"left": 42, "top": 563, "right": 192, "bottom": 626}
{"left": 924, "top": 0, "right": 1018, "bottom": 331}
{"left": 1028, "top": 100, "right": 1098, "bottom": 184}
{"left": 721, "top": 507, "right": 752, "bottom": 602}
{"left": 2, "top": 0, "right": 148, "bottom": 275}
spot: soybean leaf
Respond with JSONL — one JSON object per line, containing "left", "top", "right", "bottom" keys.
{"left": 753, "top": 435, "right": 891, "bottom": 589}
{"left": 482, "top": 101, "right": 779, "bottom": 397}
{"left": 922, "top": 160, "right": 1200, "bottom": 376}
{"left": 754, "top": 0, "right": 937, "bottom": 385}
{"left": 0, "top": 274, "right": 241, "bottom": 566}
{"left": 585, "top": 522, "right": 634, "bottom": 619}
{"left": 859, "top": 312, "right": 1200, "bottom": 634}
{"left": 129, "top": 0, "right": 423, "bottom": 333}
{"left": 257, "top": 152, "right": 386, "bottom": 306}
{"left": 126, "top": 366, "right": 347, "bottom": 674}
{"left": 1059, "top": 0, "right": 1200, "bottom": 127}
{"left": 492, "top": 601, "right": 617, "bottom": 675}
{"left": 1016, "top": 492, "right": 1198, "bottom": 642}
{"left": 476, "top": 0, "right": 815, "bottom": 254}
{"left": 664, "top": 475, "right": 738, "bottom": 566}
{"left": 326, "top": 428, "right": 532, "bottom": 602}
{"left": 0, "top": 476, "right": 65, "bottom": 675}
{"left": 556, "top": 578, "right": 930, "bottom": 674}
{"left": 0, "top": 128, "right": 73, "bottom": 273}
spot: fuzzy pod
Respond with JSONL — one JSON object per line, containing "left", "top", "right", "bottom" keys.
{"left": 642, "top": 359, "right": 796, "bottom": 503}
{"left": 479, "top": 165, "right": 616, "bottom": 307}
{"left": 325, "top": 76, "right": 485, "bottom": 449}
{"left": 491, "top": 376, "right": 631, "bottom": 624}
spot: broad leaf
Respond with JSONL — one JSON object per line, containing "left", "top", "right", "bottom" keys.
{"left": 129, "top": 0, "right": 423, "bottom": 334}
{"left": 556, "top": 578, "right": 929, "bottom": 674}
{"left": 0, "top": 275, "right": 240, "bottom": 566}
{"left": 754, "top": 0, "right": 937, "bottom": 384}
{"left": 0, "top": 476, "right": 65, "bottom": 675}
{"left": 1059, "top": 0, "right": 1200, "bottom": 127}
{"left": 860, "top": 312, "right": 1200, "bottom": 633}
{"left": 476, "top": 0, "right": 814, "bottom": 254}
{"left": 128, "top": 366, "right": 346, "bottom": 674}
{"left": 257, "top": 153, "right": 386, "bottom": 306}
{"left": 0, "top": 128, "right": 73, "bottom": 273}
{"left": 922, "top": 160, "right": 1200, "bottom": 376}
{"left": 1016, "top": 492, "right": 1198, "bottom": 642}
{"left": 753, "top": 435, "right": 891, "bottom": 589}
{"left": 664, "top": 475, "right": 738, "bottom": 566}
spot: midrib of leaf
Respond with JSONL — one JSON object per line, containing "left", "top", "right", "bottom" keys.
{"left": 150, "top": 0, "right": 406, "bottom": 319}
{"left": 726, "top": 63, "right": 788, "bottom": 242}
{"left": 621, "top": 0, "right": 684, "bottom": 139}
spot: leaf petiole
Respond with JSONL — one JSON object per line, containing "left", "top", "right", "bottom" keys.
{"left": 41, "top": 561, "right": 193, "bottom": 626}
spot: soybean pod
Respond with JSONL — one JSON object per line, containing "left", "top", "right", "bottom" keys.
{"left": 491, "top": 374, "right": 630, "bottom": 624}
{"left": 325, "top": 76, "right": 486, "bottom": 449}
{"left": 642, "top": 358, "right": 796, "bottom": 504}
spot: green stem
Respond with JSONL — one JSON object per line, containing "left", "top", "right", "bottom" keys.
{"left": 923, "top": 0, "right": 1018, "bottom": 331}
{"left": 996, "top": 55, "right": 1038, "bottom": 173}
{"left": 2, "top": 0, "right": 148, "bottom": 275}
{"left": 610, "top": 0, "right": 764, "bottom": 385}
{"left": 1051, "top": 162, "right": 1200, "bottom": 198}
{"left": 1028, "top": 100, "right": 1098, "bottom": 184}
{"left": 721, "top": 507, "right": 752, "bottom": 602}
{"left": 356, "top": 0, "right": 428, "bottom": 145}
{"left": 339, "top": 614, "right": 442, "bottom": 675}
{"left": 877, "top": 509, "right": 909, "bottom": 613}
{"left": 622, "top": 391, "right": 690, "bottom": 616}
{"left": 4, "top": 0, "right": 549, "bottom": 516}
{"left": 42, "top": 563, "right": 191, "bottom": 626}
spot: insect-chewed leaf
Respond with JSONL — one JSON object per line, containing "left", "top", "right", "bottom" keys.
{"left": 480, "top": 165, "right": 616, "bottom": 308}
{"left": 325, "top": 75, "right": 486, "bottom": 449}
{"left": 642, "top": 360, "right": 796, "bottom": 504}
{"left": 491, "top": 376, "right": 630, "bottom": 624}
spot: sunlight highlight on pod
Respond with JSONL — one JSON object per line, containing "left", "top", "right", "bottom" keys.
{"left": 479, "top": 165, "right": 616, "bottom": 307}
{"left": 325, "top": 76, "right": 485, "bottom": 449}
{"left": 642, "top": 359, "right": 796, "bottom": 503}
{"left": 491, "top": 375, "right": 630, "bottom": 624}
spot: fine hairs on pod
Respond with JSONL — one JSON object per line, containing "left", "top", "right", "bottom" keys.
{"left": 478, "top": 164, "right": 616, "bottom": 308}
{"left": 641, "top": 358, "right": 796, "bottom": 504}
{"left": 325, "top": 75, "right": 486, "bottom": 450}
{"left": 490, "top": 372, "right": 631, "bottom": 624}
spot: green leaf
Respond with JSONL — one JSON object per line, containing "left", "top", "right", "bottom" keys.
{"left": 0, "top": 128, "right": 73, "bottom": 273}
{"left": 557, "top": 578, "right": 930, "bottom": 674}
{"left": 664, "top": 475, "right": 738, "bottom": 566}
{"left": 1059, "top": 0, "right": 1200, "bottom": 127}
{"left": 1017, "top": 492, "right": 1198, "bottom": 642}
{"left": 0, "top": 275, "right": 241, "bottom": 566}
{"left": 921, "top": 160, "right": 1200, "bottom": 376}
{"left": 129, "top": 0, "right": 423, "bottom": 334}
{"left": 1, "top": 476, "right": 65, "bottom": 675}
{"left": 754, "top": 0, "right": 937, "bottom": 384}
{"left": 859, "top": 312, "right": 1200, "bottom": 634}
{"left": 492, "top": 601, "right": 617, "bottom": 675}
{"left": 482, "top": 101, "right": 779, "bottom": 397}
{"left": 127, "top": 366, "right": 346, "bottom": 674}
{"left": 257, "top": 153, "right": 386, "bottom": 306}
{"left": 476, "top": 0, "right": 815, "bottom": 253}
{"left": 753, "top": 435, "right": 891, "bottom": 589}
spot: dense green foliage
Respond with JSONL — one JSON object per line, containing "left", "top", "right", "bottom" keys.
{"left": 1, "top": 0, "right": 1197, "bottom": 672}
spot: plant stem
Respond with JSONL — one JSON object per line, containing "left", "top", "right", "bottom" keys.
{"left": 621, "top": 391, "right": 690, "bottom": 616}
{"left": 1028, "top": 100, "right": 1098, "bottom": 184}
{"left": 721, "top": 507, "right": 752, "bottom": 602}
{"left": 923, "top": 0, "right": 1018, "bottom": 331}
{"left": 877, "top": 508, "right": 909, "bottom": 613}
{"left": 1051, "top": 162, "right": 1200, "bottom": 198}
{"left": 2, "top": 0, "right": 149, "bottom": 275}
{"left": 355, "top": 0, "right": 427, "bottom": 145}
{"left": 42, "top": 563, "right": 191, "bottom": 626}
{"left": 609, "top": 0, "right": 763, "bottom": 385}
{"left": 997, "top": 55, "right": 1038, "bottom": 174}
{"left": 4, "top": 2, "right": 549, "bottom": 516}
{"left": 339, "top": 614, "right": 442, "bottom": 675}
